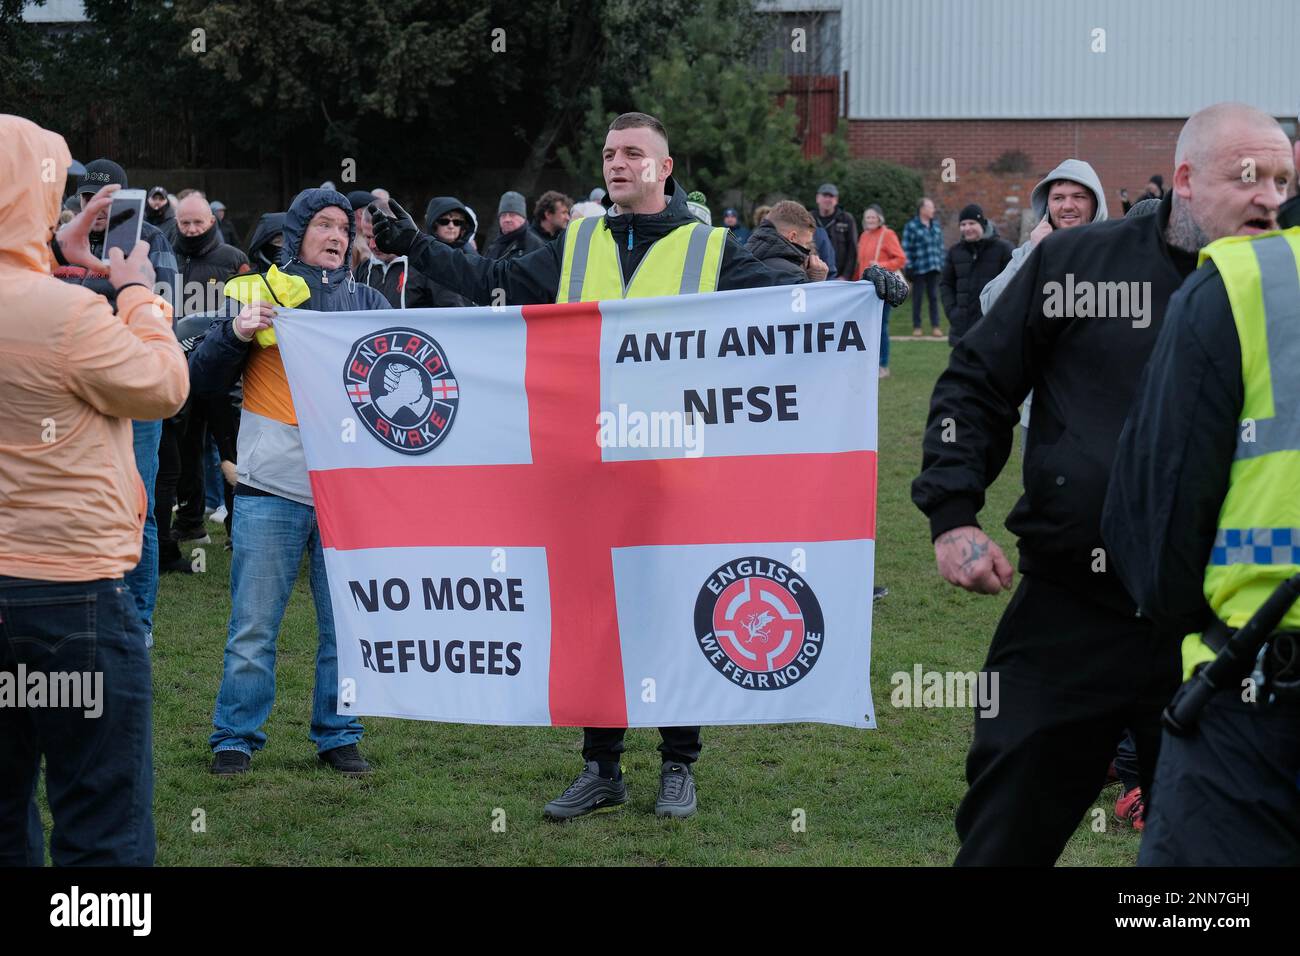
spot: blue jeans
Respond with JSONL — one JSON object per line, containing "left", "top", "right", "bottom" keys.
{"left": 125, "top": 419, "right": 161, "bottom": 642}
{"left": 0, "top": 575, "right": 155, "bottom": 866}
{"left": 879, "top": 304, "right": 892, "bottom": 368}
{"left": 210, "top": 494, "right": 362, "bottom": 756}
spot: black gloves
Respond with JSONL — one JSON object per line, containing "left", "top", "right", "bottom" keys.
{"left": 864, "top": 264, "right": 910, "bottom": 307}
{"left": 368, "top": 199, "right": 419, "bottom": 257}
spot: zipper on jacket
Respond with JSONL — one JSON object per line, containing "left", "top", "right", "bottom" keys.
{"left": 628, "top": 223, "right": 634, "bottom": 251}
{"left": 322, "top": 268, "right": 329, "bottom": 285}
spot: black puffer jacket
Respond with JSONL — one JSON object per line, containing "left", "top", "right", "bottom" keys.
{"left": 939, "top": 228, "right": 1014, "bottom": 343}
{"left": 744, "top": 219, "right": 810, "bottom": 280}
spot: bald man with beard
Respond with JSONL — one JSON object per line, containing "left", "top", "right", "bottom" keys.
{"left": 912, "top": 102, "right": 1291, "bottom": 866}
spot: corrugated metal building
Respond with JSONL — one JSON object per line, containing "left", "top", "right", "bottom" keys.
{"left": 765, "top": 0, "right": 1299, "bottom": 238}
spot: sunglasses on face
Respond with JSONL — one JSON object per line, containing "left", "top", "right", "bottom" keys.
{"left": 436, "top": 217, "right": 467, "bottom": 227}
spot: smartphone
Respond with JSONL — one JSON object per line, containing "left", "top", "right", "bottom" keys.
{"left": 101, "top": 188, "right": 146, "bottom": 263}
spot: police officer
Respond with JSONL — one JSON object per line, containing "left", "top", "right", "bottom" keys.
{"left": 1102, "top": 109, "right": 1298, "bottom": 865}
{"left": 911, "top": 102, "right": 1285, "bottom": 865}
{"left": 370, "top": 110, "right": 909, "bottom": 822}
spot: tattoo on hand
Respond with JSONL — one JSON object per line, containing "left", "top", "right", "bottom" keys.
{"left": 939, "top": 530, "right": 987, "bottom": 572}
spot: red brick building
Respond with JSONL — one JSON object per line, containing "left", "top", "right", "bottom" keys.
{"left": 769, "top": 0, "right": 1298, "bottom": 243}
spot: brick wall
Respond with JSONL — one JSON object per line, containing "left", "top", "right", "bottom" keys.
{"left": 847, "top": 118, "right": 1182, "bottom": 243}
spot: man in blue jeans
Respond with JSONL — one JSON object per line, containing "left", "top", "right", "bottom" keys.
{"left": 189, "top": 187, "right": 390, "bottom": 776}
{"left": 59, "top": 158, "right": 181, "bottom": 644}
{"left": 0, "top": 117, "right": 188, "bottom": 866}
{"left": 127, "top": 419, "right": 162, "bottom": 645}
{"left": 901, "top": 197, "right": 946, "bottom": 337}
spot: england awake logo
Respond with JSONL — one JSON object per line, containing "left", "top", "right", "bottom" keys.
{"left": 344, "top": 327, "right": 459, "bottom": 455}
{"left": 694, "top": 556, "right": 824, "bottom": 690}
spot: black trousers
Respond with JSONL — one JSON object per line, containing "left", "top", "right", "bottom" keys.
{"left": 154, "top": 418, "right": 183, "bottom": 565}
{"left": 582, "top": 727, "right": 702, "bottom": 767}
{"left": 1140, "top": 690, "right": 1300, "bottom": 865}
{"left": 910, "top": 271, "right": 940, "bottom": 329}
{"left": 175, "top": 402, "right": 209, "bottom": 532}
{"left": 953, "top": 574, "right": 1180, "bottom": 865}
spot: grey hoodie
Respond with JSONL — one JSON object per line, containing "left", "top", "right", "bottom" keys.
{"left": 978, "top": 158, "right": 1108, "bottom": 315}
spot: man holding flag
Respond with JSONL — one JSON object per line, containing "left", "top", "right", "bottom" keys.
{"left": 191, "top": 187, "right": 390, "bottom": 777}
{"left": 370, "top": 110, "right": 908, "bottom": 820}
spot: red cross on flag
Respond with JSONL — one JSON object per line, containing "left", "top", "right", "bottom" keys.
{"left": 274, "top": 282, "right": 880, "bottom": 729}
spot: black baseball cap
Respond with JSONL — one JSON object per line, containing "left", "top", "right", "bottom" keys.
{"left": 77, "top": 158, "right": 128, "bottom": 196}
{"left": 346, "top": 189, "right": 375, "bottom": 211}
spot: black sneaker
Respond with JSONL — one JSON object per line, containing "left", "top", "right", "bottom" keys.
{"left": 211, "top": 750, "right": 250, "bottom": 775}
{"left": 873, "top": 586, "right": 888, "bottom": 601}
{"left": 655, "top": 762, "right": 697, "bottom": 818}
{"left": 543, "top": 761, "right": 628, "bottom": 820}
{"left": 318, "top": 743, "right": 371, "bottom": 776}
{"left": 159, "top": 556, "right": 196, "bottom": 574}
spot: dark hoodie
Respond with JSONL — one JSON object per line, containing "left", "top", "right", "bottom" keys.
{"left": 146, "top": 199, "right": 175, "bottom": 232}
{"left": 413, "top": 197, "right": 477, "bottom": 308}
{"left": 404, "top": 176, "right": 800, "bottom": 305}
{"left": 188, "top": 187, "right": 390, "bottom": 505}
{"left": 745, "top": 219, "right": 812, "bottom": 280}
{"left": 245, "top": 212, "right": 286, "bottom": 272}
{"left": 190, "top": 188, "right": 389, "bottom": 400}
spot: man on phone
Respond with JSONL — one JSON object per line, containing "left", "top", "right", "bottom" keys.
{"left": 1, "top": 116, "right": 188, "bottom": 865}
{"left": 979, "top": 159, "right": 1108, "bottom": 313}
{"left": 52, "top": 158, "right": 180, "bottom": 650}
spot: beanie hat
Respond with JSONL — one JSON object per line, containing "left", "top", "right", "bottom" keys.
{"left": 958, "top": 203, "right": 986, "bottom": 225}
{"left": 497, "top": 190, "right": 527, "bottom": 217}
{"left": 685, "top": 191, "right": 711, "bottom": 225}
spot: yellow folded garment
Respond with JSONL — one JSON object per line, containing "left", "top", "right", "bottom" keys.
{"left": 223, "top": 266, "right": 311, "bottom": 347}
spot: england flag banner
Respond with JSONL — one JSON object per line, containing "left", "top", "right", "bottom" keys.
{"left": 274, "top": 281, "right": 880, "bottom": 729}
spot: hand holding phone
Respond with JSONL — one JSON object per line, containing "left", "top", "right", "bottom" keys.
{"left": 1029, "top": 214, "right": 1053, "bottom": 248}
{"left": 107, "top": 240, "right": 155, "bottom": 292}
{"left": 56, "top": 184, "right": 119, "bottom": 270}
{"left": 102, "top": 188, "right": 146, "bottom": 263}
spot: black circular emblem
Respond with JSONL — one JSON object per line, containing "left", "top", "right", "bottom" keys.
{"left": 343, "top": 327, "right": 459, "bottom": 455}
{"left": 694, "top": 556, "right": 824, "bottom": 691}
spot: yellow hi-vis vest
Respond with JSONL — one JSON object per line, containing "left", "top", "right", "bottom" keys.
{"left": 1181, "top": 228, "right": 1300, "bottom": 679}
{"left": 555, "top": 212, "right": 727, "bottom": 303}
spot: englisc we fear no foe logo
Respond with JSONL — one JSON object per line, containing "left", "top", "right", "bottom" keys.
{"left": 695, "top": 556, "right": 825, "bottom": 690}
{"left": 344, "top": 327, "right": 459, "bottom": 455}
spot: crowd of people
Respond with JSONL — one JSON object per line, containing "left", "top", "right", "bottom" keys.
{"left": 3, "top": 99, "right": 1298, "bottom": 868}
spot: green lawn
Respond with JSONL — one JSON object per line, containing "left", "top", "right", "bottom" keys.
{"left": 45, "top": 317, "right": 1139, "bottom": 866}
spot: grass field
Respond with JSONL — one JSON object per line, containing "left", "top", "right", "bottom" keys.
{"left": 43, "top": 300, "right": 1140, "bottom": 865}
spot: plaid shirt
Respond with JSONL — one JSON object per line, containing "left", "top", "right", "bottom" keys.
{"left": 901, "top": 215, "right": 945, "bottom": 274}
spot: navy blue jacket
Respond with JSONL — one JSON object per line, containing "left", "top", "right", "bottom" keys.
{"left": 189, "top": 188, "right": 389, "bottom": 398}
